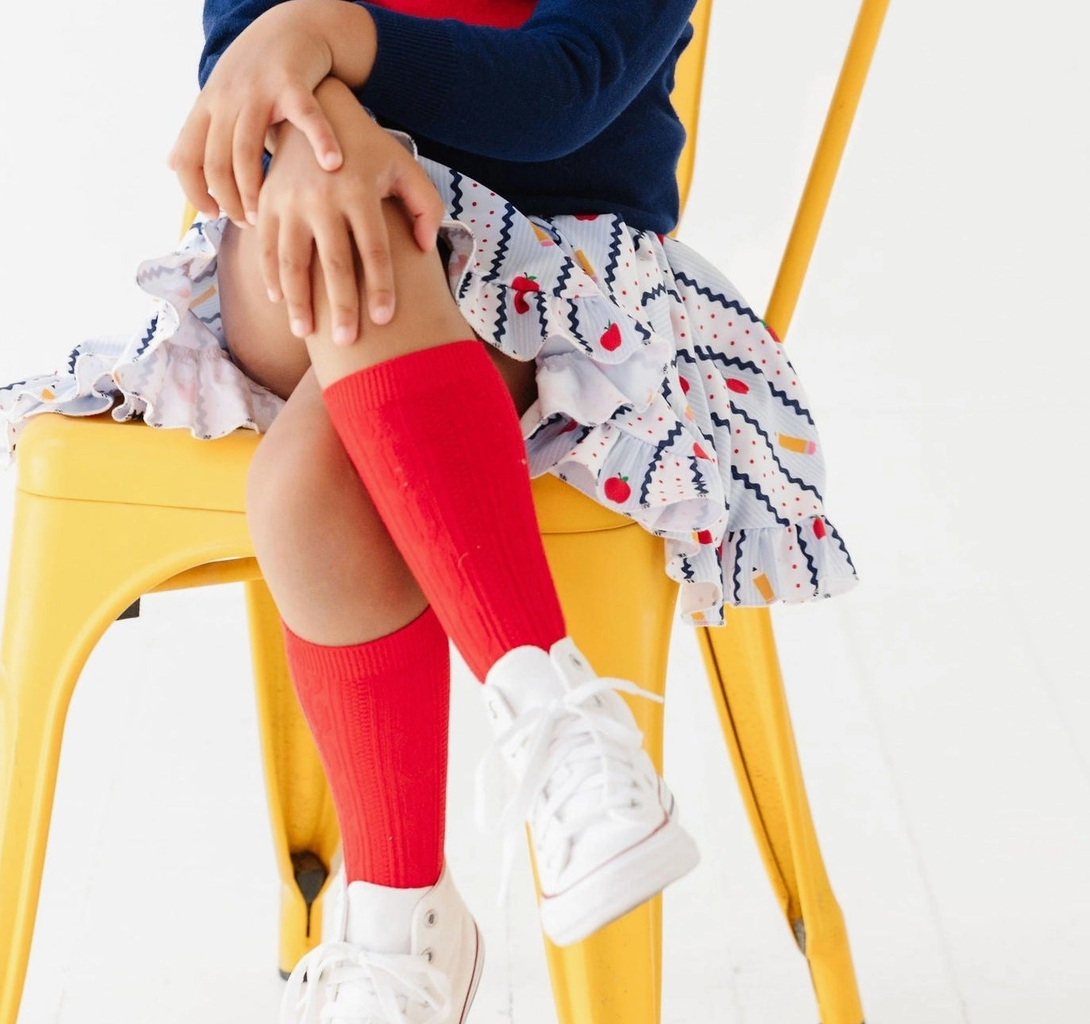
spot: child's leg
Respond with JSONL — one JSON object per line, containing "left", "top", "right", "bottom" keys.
{"left": 287, "top": 199, "right": 697, "bottom": 945}
{"left": 216, "top": 219, "right": 538, "bottom": 897}
{"left": 243, "top": 367, "right": 428, "bottom": 645}
{"left": 240, "top": 368, "right": 447, "bottom": 891}
{"left": 289, "top": 199, "right": 567, "bottom": 680}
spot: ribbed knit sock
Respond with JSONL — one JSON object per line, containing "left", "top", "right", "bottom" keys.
{"left": 321, "top": 340, "right": 567, "bottom": 681}
{"left": 280, "top": 607, "right": 449, "bottom": 887}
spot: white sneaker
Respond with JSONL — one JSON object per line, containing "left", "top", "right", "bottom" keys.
{"left": 281, "top": 866, "right": 483, "bottom": 1024}
{"left": 477, "top": 637, "right": 700, "bottom": 946}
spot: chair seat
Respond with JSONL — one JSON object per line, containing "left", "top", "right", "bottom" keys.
{"left": 16, "top": 413, "right": 633, "bottom": 535}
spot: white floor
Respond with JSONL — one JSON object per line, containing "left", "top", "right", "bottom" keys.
{"left": 2, "top": 1, "right": 1089, "bottom": 1022}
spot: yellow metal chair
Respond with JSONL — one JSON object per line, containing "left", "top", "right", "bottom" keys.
{"left": 0, "top": 2, "right": 887, "bottom": 1022}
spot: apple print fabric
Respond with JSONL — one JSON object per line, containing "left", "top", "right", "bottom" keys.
{"left": 0, "top": 147, "right": 857, "bottom": 625}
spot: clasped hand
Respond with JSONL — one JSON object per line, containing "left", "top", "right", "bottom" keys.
{"left": 168, "top": 1, "right": 445, "bottom": 340}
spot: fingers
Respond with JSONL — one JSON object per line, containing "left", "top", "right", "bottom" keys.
{"left": 262, "top": 206, "right": 374, "bottom": 344}
{"left": 169, "top": 104, "right": 254, "bottom": 227}
{"left": 234, "top": 102, "right": 272, "bottom": 225}
{"left": 169, "top": 108, "right": 218, "bottom": 218}
{"left": 170, "top": 84, "right": 356, "bottom": 238}
{"left": 347, "top": 202, "right": 395, "bottom": 327}
{"left": 280, "top": 86, "right": 344, "bottom": 172}
{"left": 394, "top": 167, "right": 447, "bottom": 253}
{"left": 278, "top": 215, "right": 316, "bottom": 339}
{"left": 258, "top": 209, "right": 283, "bottom": 303}
{"left": 314, "top": 216, "right": 362, "bottom": 345}
{"left": 204, "top": 111, "right": 245, "bottom": 225}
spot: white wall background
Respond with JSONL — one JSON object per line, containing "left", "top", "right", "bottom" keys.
{"left": 1, "top": 2, "right": 1088, "bottom": 1022}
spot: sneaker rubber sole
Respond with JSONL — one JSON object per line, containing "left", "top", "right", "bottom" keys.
{"left": 538, "top": 816, "right": 700, "bottom": 947}
{"left": 456, "top": 924, "right": 486, "bottom": 1024}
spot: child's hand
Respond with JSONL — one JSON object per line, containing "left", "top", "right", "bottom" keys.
{"left": 259, "top": 77, "right": 446, "bottom": 338}
{"left": 170, "top": 1, "right": 375, "bottom": 226}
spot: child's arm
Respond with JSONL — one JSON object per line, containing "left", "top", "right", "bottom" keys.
{"left": 258, "top": 75, "right": 445, "bottom": 334}
{"left": 200, "top": 0, "right": 699, "bottom": 167}
{"left": 186, "top": 0, "right": 697, "bottom": 224}
{"left": 348, "top": 0, "right": 699, "bottom": 162}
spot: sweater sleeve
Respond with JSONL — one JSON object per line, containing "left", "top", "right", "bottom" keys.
{"left": 200, "top": 0, "right": 285, "bottom": 87}
{"left": 200, "top": 0, "right": 698, "bottom": 162}
{"left": 356, "top": 0, "right": 698, "bottom": 161}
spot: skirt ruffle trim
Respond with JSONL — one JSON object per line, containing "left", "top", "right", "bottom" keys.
{"left": 1, "top": 150, "right": 858, "bottom": 620}
{"left": 0, "top": 217, "right": 284, "bottom": 466}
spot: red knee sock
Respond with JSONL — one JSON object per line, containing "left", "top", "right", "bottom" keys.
{"left": 321, "top": 340, "right": 566, "bottom": 681}
{"left": 281, "top": 607, "right": 449, "bottom": 887}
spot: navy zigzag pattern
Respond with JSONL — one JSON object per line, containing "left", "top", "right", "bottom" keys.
{"left": 672, "top": 272, "right": 760, "bottom": 322}
{"left": 532, "top": 292, "right": 549, "bottom": 345}
{"left": 689, "top": 455, "right": 709, "bottom": 497}
{"left": 639, "top": 281, "right": 668, "bottom": 308}
{"left": 766, "top": 383, "right": 815, "bottom": 425}
{"left": 796, "top": 531, "right": 821, "bottom": 589}
{"left": 638, "top": 421, "right": 685, "bottom": 505}
{"left": 602, "top": 219, "right": 624, "bottom": 292}
{"left": 564, "top": 287, "right": 582, "bottom": 342}
{"left": 134, "top": 316, "right": 159, "bottom": 358}
{"left": 693, "top": 342, "right": 815, "bottom": 427}
{"left": 553, "top": 256, "right": 573, "bottom": 298}
{"left": 673, "top": 351, "right": 699, "bottom": 380}
{"left": 692, "top": 342, "right": 815, "bottom": 425}
{"left": 730, "top": 407, "right": 824, "bottom": 501}
{"left": 691, "top": 344, "right": 764, "bottom": 378}
{"left": 730, "top": 465, "right": 791, "bottom": 527}
{"left": 448, "top": 170, "right": 465, "bottom": 222}
{"left": 731, "top": 534, "right": 745, "bottom": 603}
{"left": 491, "top": 281, "right": 509, "bottom": 341}
{"left": 827, "top": 522, "right": 857, "bottom": 573}
{"left": 484, "top": 203, "right": 516, "bottom": 283}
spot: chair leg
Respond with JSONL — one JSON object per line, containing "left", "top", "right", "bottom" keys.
{"left": 697, "top": 609, "right": 864, "bottom": 1024}
{"left": 0, "top": 637, "right": 91, "bottom": 1024}
{"left": 537, "top": 524, "right": 678, "bottom": 1024}
{"left": 0, "top": 490, "right": 251, "bottom": 1024}
{"left": 244, "top": 580, "right": 340, "bottom": 978}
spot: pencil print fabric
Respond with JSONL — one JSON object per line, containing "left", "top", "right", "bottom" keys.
{"left": 0, "top": 154, "right": 857, "bottom": 623}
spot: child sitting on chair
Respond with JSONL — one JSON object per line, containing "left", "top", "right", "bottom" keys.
{"left": 0, "top": 0, "right": 857, "bottom": 1019}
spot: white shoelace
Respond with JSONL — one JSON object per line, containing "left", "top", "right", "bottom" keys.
{"left": 475, "top": 676, "right": 664, "bottom": 900}
{"left": 282, "top": 942, "right": 452, "bottom": 1024}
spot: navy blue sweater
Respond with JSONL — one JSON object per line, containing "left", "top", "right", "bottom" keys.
{"left": 200, "top": 0, "right": 698, "bottom": 232}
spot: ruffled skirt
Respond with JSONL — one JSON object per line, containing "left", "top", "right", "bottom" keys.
{"left": 0, "top": 154, "right": 857, "bottom": 624}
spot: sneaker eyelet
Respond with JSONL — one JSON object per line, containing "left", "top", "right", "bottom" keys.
{"left": 423, "top": 947, "right": 435, "bottom": 962}
{"left": 424, "top": 910, "right": 437, "bottom": 927}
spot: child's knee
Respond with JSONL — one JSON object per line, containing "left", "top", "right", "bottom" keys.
{"left": 246, "top": 415, "right": 355, "bottom": 556}
{"left": 306, "top": 200, "right": 470, "bottom": 380}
